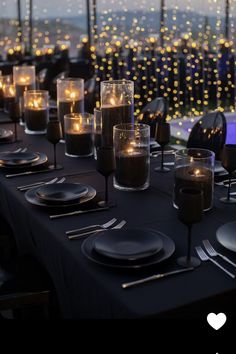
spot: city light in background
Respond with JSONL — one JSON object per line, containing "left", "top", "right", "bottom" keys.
{"left": 0, "top": 0, "right": 235, "bottom": 121}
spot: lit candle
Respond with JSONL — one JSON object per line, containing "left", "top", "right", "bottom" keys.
{"left": 174, "top": 166, "right": 213, "bottom": 211}
{"left": 57, "top": 78, "right": 84, "bottom": 136}
{"left": 65, "top": 113, "right": 94, "bottom": 157}
{"left": 24, "top": 91, "right": 49, "bottom": 135}
{"left": 101, "top": 80, "right": 134, "bottom": 147}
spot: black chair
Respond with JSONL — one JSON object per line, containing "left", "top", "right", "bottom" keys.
{"left": 187, "top": 111, "right": 227, "bottom": 160}
{"left": 0, "top": 217, "right": 58, "bottom": 319}
{"left": 137, "top": 97, "right": 168, "bottom": 139}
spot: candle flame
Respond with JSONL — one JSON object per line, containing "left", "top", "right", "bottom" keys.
{"left": 29, "top": 98, "right": 43, "bottom": 109}
{"left": 110, "top": 97, "right": 117, "bottom": 106}
{"left": 19, "top": 76, "right": 30, "bottom": 84}
{"left": 194, "top": 169, "right": 201, "bottom": 177}
{"left": 65, "top": 89, "right": 78, "bottom": 100}
{"left": 73, "top": 123, "right": 81, "bottom": 132}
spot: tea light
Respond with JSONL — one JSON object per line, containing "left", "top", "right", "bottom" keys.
{"left": 24, "top": 91, "right": 49, "bottom": 135}
{"left": 101, "top": 80, "right": 134, "bottom": 147}
{"left": 174, "top": 166, "right": 213, "bottom": 211}
{"left": 65, "top": 113, "right": 94, "bottom": 157}
{"left": 57, "top": 78, "right": 84, "bottom": 136}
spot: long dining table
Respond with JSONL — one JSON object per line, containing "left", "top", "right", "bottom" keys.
{"left": 0, "top": 121, "right": 236, "bottom": 319}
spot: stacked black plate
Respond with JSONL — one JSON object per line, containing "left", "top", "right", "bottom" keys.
{"left": 0, "top": 151, "right": 48, "bottom": 170}
{"left": 0, "top": 128, "right": 13, "bottom": 144}
{"left": 82, "top": 229, "right": 175, "bottom": 269}
{"left": 25, "top": 182, "right": 96, "bottom": 208}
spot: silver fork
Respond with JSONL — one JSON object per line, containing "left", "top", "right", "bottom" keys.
{"left": 195, "top": 246, "right": 235, "bottom": 279}
{"left": 203, "top": 240, "right": 236, "bottom": 268}
{"left": 68, "top": 220, "right": 127, "bottom": 240}
{"left": 66, "top": 218, "right": 117, "bottom": 236}
{"left": 18, "top": 177, "right": 64, "bottom": 191}
{"left": 215, "top": 179, "right": 236, "bottom": 187}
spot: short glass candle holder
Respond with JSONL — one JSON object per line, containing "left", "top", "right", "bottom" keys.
{"left": 64, "top": 113, "right": 94, "bottom": 158}
{"left": 114, "top": 123, "right": 150, "bottom": 191}
{"left": 174, "top": 148, "right": 215, "bottom": 212}
{"left": 24, "top": 90, "right": 49, "bottom": 135}
{"left": 101, "top": 80, "right": 134, "bottom": 147}
{"left": 57, "top": 78, "right": 84, "bottom": 136}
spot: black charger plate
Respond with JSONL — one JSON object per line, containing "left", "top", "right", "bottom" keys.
{"left": 94, "top": 229, "right": 163, "bottom": 261}
{"left": 25, "top": 184, "right": 96, "bottom": 208}
{"left": 0, "top": 152, "right": 48, "bottom": 169}
{"left": 216, "top": 222, "right": 236, "bottom": 253}
{"left": 36, "top": 183, "right": 89, "bottom": 204}
{"left": 0, "top": 151, "right": 39, "bottom": 166}
{"left": 82, "top": 231, "right": 175, "bottom": 269}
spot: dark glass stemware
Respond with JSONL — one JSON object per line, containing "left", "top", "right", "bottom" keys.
{"left": 9, "top": 99, "right": 21, "bottom": 143}
{"left": 155, "top": 122, "right": 170, "bottom": 173}
{"left": 46, "top": 120, "right": 63, "bottom": 170}
{"left": 177, "top": 188, "right": 203, "bottom": 268}
{"left": 96, "top": 146, "right": 116, "bottom": 206}
{"left": 220, "top": 144, "right": 236, "bottom": 204}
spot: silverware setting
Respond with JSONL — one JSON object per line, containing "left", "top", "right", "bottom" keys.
{"left": 215, "top": 179, "right": 236, "bottom": 187}
{"left": 50, "top": 205, "right": 112, "bottom": 220}
{"left": 17, "top": 177, "right": 66, "bottom": 191}
{"left": 66, "top": 218, "right": 117, "bottom": 236}
{"left": 202, "top": 239, "right": 236, "bottom": 268}
{"left": 5, "top": 168, "right": 61, "bottom": 178}
{"left": 195, "top": 246, "right": 235, "bottom": 279}
{"left": 1, "top": 147, "right": 27, "bottom": 154}
{"left": 68, "top": 219, "right": 127, "bottom": 240}
{"left": 122, "top": 268, "right": 194, "bottom": 289}
{"left": 151, "top": 150, "right": 175, "bottom": 158}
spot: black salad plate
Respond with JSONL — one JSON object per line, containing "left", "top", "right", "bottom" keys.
{"left": 216, "top": 222, "right": 236, "bottom": 253}
{"left": 25, "top": 184, "right": 96, "bottom": 208}
{"left": 82, "top": 230, "right": 175, "bottom": 269}
{"left": 36, "top": 183, "right": 89, "bottom": 204}
{"left": 94, "top": 229, "right": 163, "bottom": 261}
{"left": 0, "top": 152, "right": 48, "bottom": 169}
{"left": 0, "top": 151, "right": 39, "bottom": 166}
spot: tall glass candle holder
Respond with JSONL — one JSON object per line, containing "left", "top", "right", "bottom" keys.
{"left": 174, "top": 148, "right": 215, "bottom": 212}
{"left": 101, "top": 80, "right": 134, "bottom": 147}
{"left": 65, "top": 113, "right": 94, "bottom": 157}
{"left": 57, "top": 78, "right": 84, "bottom": 136}
{"left": 114, "top": 123, "right": 150, "bottom": 191}
{"left": 0, "top": 75, "right": 12, "bottom": 110}
{"left": 24, "top": 90, "right": 49, "bottom": 135}
{"left": 13, "top": 66, "right": 36, "bottom": 122}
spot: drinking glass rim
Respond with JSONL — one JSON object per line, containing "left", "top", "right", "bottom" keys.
{"left": 24, "top": 90, "right": 49, "bottom": 96}
{"left": 13, "top": 65, "right": 35, "bottom": 70}
{"left": 175, "top": 148, "right": 215, "bottom": 160}
{"left": 114, "top": 123, "right": 150, "bottom": 132}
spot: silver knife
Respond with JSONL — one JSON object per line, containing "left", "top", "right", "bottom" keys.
{"left": 50, "top": 206, "right": 110, "bottom": 220}
{"left": 122, "top": 268, "right": 194, "bottom": 289}
{"left": 5, "top": 169, "right": 59, "bottom": 178}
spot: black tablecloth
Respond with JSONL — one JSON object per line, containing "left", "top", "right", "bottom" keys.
{"left": 0, "top": 123, "right": 236, "bottom": 319}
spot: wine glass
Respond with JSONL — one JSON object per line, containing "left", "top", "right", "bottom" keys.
{"left": 155, "top": 122, "right": 171, "bottom": 173}
{"left": 46, "top": 120, "right": 63, "bottom": 170}
{"left": 220, "top": 144, "right": 236, "bottom": 204}
{"left": 9, "top": 99, "right": 21, "bottom": 143}
{"left": 177, "top": 188, "right": 203, "bottom": 268}
{"left": 96, "top": 146, "right": 116, "bottom": 207}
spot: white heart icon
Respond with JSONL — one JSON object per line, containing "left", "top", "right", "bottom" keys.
{"left": 207, "top": 313, "right": 227, "bottom": 331}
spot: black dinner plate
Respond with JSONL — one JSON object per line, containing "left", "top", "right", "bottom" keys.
{"left": 36, "top": 183, "right": 89, "bottom": 204}
{"left": 0, "top": 152, "right": 48, "bottom": 169}
{"left": 82, "top": 230, "right": 175, "bottom": 269}
{"left": 0, "top": 151, "right": 39, "bottom": 166}
{"left": 25, "top": 184, "right": 96, "bottom": 208}
{"left": 94, "top": 229, "right": 163, "bottom": 261}
{"left": 216, "top": 222, "right": 236, "bottom": 252}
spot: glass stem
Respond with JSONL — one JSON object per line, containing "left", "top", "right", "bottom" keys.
{"left": 54, "top": 144, "right": 57, "bottom": 169}
{"left": 105, "top": 176, "right": 109, "bottom": 205}
{"left": 14, "top": 122, "right": 17, "bottom": 142}
{"left": 161, "top": 146, "right": 164, "bottom": 170}
{"left": 187, "top": 225, "right": 192, "bottom": 262}
{"left": 228, "top": 174, "right": 232, "bottom": 201}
